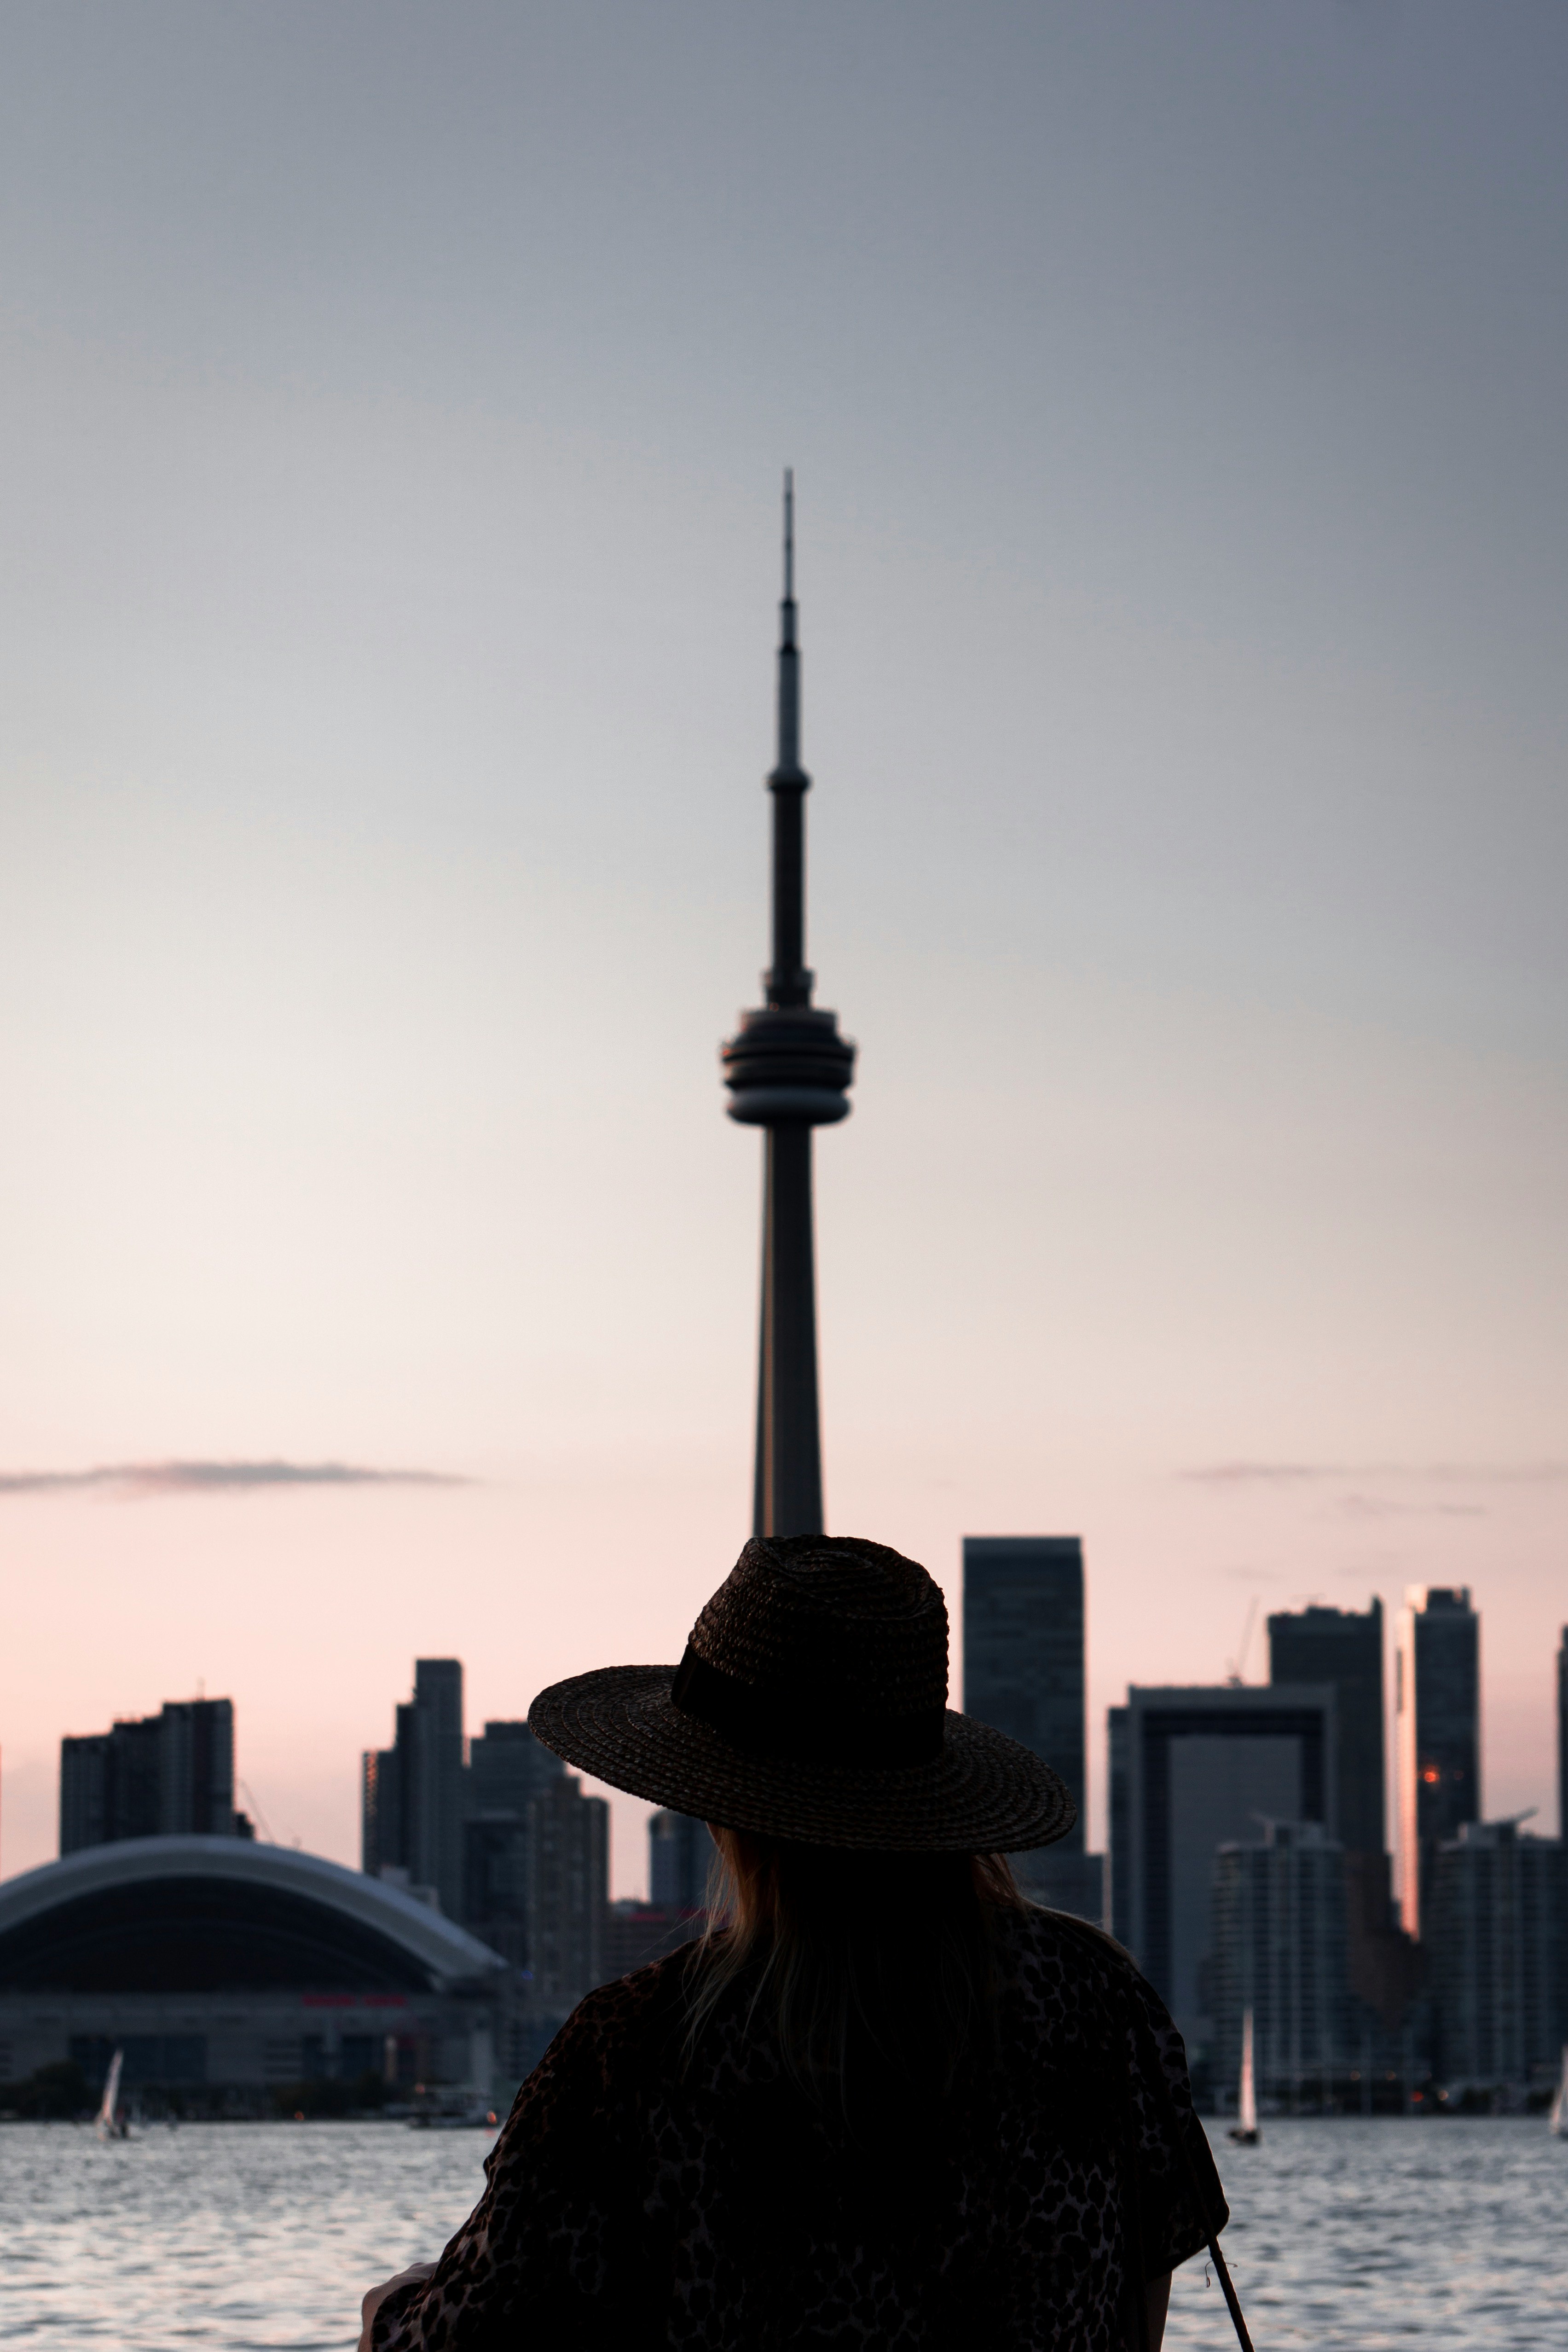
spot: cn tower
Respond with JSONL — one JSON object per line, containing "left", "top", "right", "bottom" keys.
{"left": 722, "top": 475, "right": 856, "bottom": 1539}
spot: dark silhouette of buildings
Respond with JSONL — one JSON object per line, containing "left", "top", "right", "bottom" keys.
{"left": 1395, "top": 1587, "right": 1480, "bottom": 1937}
{"left": 1268, "top": 1600, "right": 1386, "bottom": 1856}
{"left": 361, "top": 1667, "right": 612, "bottom": 2017}
{"left": 962, "top": 1536, "right": 1102, "bottom": 1919}
{"left": 722, "top": 476, "right": 855, "bottom": 1538}
{"left": 1108, "top": 1681, "right": 1337, "bottom": 2065}
{"left": 60, "top": 1698, "right": 247, "bottom": 1852}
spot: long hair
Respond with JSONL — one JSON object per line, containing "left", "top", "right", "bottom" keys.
{"left": 687, "top": 1827, "right": 1024, "bottom": 2121}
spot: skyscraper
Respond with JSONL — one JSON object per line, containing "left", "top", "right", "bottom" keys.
{"left": 962, "top": 1536, "right": 1101, "bottom": 1918}
{"left": 463, "top": 1722, "right": 565, "bottom": 1969}
{"left": 361, "top": 1708, "right": 411, "bottom": 1882}
{"left": 411, "top": 1659, "right": 466, "bottom": 1920}
{"left": 1110, "top": 1681, "right": 1338, "bottom": 2059}
{"left": 61, "top": 1698, "right": 242, "bottom": 1853}
{"left": 1557, "top": 1627, "right": 1567, "bottom": 1843}
{"left": 722, "top": 477, "right": 855, "bottom": 1538}
{"left": 1395, "top": 1586, "right": 1480, "bottom": 1937}
{"left": 1268, "top": 1600, "right": 1386, "bottom": 1857}
{"left": 362, "top": 1659, "right": 468, "bottom": 1918}
{"left": 527, "top": 1776, "right": 609, "bottom": 2015}
{"left": 468, "top": 1720, "right": 561, "bottom": 1816}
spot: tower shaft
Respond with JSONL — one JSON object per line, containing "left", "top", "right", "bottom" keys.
{"left": 753, "top": 1124, "right": 822, "bottom": 1536}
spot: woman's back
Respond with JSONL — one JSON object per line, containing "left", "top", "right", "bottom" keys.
{"left": 370, "top": 1904, "right": 1222, "bottom": 2352}
{"left": 361, "top": 1537, "right": 1234, "bottom": 2350}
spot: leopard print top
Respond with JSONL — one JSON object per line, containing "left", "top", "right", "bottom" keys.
{"left": 371, "top": 1907, "right": 1225, "bottom": 2350}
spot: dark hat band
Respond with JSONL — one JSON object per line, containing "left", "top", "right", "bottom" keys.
{"left": 670, "top": 1643, "right": 945, "bottom": 1770}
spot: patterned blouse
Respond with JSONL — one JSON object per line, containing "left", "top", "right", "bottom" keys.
{"left": 371, "top": 1907, "right": 1226, "bottom": 2350}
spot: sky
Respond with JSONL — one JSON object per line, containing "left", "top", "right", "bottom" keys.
{"left": 1, "top": 2, "right": 1564, "bottom": 1895}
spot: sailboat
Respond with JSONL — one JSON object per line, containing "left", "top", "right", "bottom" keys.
{"left": 96, "top": 2048, "right": 129, "bottom": 2140}
{"left": 1548, "top": 2045, "right": 1568, "bottom": 2138}
{"left": 1228, "top": 2007, "right": 1260, "bottom": 2144}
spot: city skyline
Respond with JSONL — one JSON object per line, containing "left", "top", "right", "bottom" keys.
{"left": 29, "top": 1562, "right": 1566, "bottom": 1940}
{"left": 2, "top": 6, "right": 1566, "bottom": 1893}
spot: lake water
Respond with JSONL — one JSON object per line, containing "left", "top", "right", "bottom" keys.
{"left": 1, "top": 2115, "right": 1565, "bottom": 2347}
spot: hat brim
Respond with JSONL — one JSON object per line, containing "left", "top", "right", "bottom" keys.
{"left": 528, "top": 1665, "right": 1076, "bottom": 1853}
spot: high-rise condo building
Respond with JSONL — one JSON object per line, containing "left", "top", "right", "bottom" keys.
{"left": 1395, "top": 1587, "right": 1480, "bottom": 1937}
{"left": 1107, "top": 1681, "right": 1337, "bottom": 2062}
{"left": 528, "top": 1776, "right": 609, "bottom": 2016}
{"left": 1428, "top": 1820, "right": 1568, "bottom": 2091}
{"left": 60, "top": 1698, "right": 244, "bottom": 1853}
{"left": 467, "top": 1719, "right": 561, "bottom": 1815}
{"left": 463, "top": 1722, "right": 565, "bottom": 1969}
{"left": 1210, "top": 1821, "right": 1350, "bottom": 2105}
{"left": 963, "top": 1536, "right": 1103, "bottom": 1921}
{"left": 1268, "top": 1600, "right": 1386, "bottom": 1858}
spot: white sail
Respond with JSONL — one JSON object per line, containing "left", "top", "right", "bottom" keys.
{"left": 96, "top": 2048, "right": 125, "bottom": 2138}
{"left": 1237, "top": 2008, "right": 1258, "bottom": 2138}
{"left": 1549, "top": 2044, "right": 1568, "bottom": 2138}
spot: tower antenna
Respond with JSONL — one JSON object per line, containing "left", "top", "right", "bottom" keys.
{"left": 783, "top": 467, "right": 794, "bottom": 605}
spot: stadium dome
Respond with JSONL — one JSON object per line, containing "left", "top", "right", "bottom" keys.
{"left": 0, "top": 1835, "right": 507, "bottom": 1995}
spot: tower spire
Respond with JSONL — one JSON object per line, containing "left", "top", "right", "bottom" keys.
{"left": 776, "top": 468, "right": 799, "bottom": 775}
{"left": 721, "top": 476, "right": 856, "bottom": 1538}
{"left": 783, "top": 466, "right": 795, "bottom": 606}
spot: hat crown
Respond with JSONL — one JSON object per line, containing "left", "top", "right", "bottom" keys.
{"left": 690, "top": 1535, "right": 949, "bottom": 1720}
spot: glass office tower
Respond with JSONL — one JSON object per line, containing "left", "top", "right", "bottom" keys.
{"left": 1395, "top": 1586, "right": 1480, "bottom": 1937}
{"left": 963, "top": 1535, "right": 1102, "bottom": 1919}
{"left": 1268, "top": 1599, "right": 1386, "bottom": 1857}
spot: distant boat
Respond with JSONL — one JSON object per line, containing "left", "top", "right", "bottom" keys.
{"left": 407, "top": 2079, "right": 499, "bottom": 2131}
{"left": 1228, "top": 2008, "right": 1260, "bottom": 2145}
{"left": 1549, "top": 2045, "right": 1568, "bottom": 2139}
{"left": 96, "top": 2049, "right": 129, "bottom": 2141}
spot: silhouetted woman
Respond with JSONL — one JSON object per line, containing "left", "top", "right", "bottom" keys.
{"left": 360, "top": 1536, "right": 1228, "bottom": 2351}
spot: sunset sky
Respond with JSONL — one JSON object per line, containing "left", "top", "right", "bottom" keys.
{"left": 2, "top": 3, "right": 1565, "bottom": 1893}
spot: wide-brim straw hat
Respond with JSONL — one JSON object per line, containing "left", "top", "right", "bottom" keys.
{"left": 528, "top": 1533, "right": 1075, "bottom": 1852}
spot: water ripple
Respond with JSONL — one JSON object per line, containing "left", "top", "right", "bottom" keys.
{"left": 1, "top": 2115, "right": 1564, "bottom": 2346}
{"left": 1168, "top": 2119, "right": 1568, "bottom": 2350}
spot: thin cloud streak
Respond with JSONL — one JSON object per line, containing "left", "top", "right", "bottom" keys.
{"left": 1334, "top": 1495, "right": 1487, "bottom": 1521}
{"left": 0, "top": 1460, "right": 469, "bottom": 1499}
{"left": 1184, "top": 1462, "right": 1568, "bottom": 1487}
